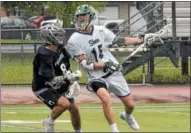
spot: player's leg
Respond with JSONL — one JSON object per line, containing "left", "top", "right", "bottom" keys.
{"left": 34, "top": 88, "right": 70, "bottom": 132}
{"left": 68, "top": 98, "right": 82, "bottom": 132}
{"left": 107, "top": 74, "right": 140, "bottom": 130}
{"left": 87, "top": 79, "right": 119, "bottom": 132}
{"left": 118, "top": 94, "right": 140, "bottom": 130}
{"left": 57, "top": 82, "right": 82, "bottom": 132}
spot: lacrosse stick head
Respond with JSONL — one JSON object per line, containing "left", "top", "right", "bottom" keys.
{"left": 144, "top": 24, "right": 172, "bottom": 45}
{"left": 65, "top": 81, "right": 81, "bottom": 98}
{"left": 155, "top": 23, "right": 172, "bottom": 38}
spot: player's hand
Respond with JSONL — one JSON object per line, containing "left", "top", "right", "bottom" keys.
{"left": 103, "top": 61, "right": 122, "bottom": 73}
{"left": 144, "top": 33, "right": 155, "bottom": 46}
{"left": 46, "top": 76, "right": 65, "bottom": 90}
{"left": 65, "top": 70, "right": 82, "bottom": 82}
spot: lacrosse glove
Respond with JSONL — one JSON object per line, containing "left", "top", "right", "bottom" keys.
{"left": 103, "top": 61, "right": 122, "bottom": 73}
{"left": 144, "top": 33, "right": 155, "bottom": 46}
{"left": 46, "top": 76, "right": 65, "bottom": 90}
{"left": 65, "top": 70, "right": 82, "bottom": 83}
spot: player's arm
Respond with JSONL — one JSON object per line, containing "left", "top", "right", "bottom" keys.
{"left": 112, "top": 36, "right": 144, "bottom": 46}
{"left": 77, "top": 54, "right": 104, "bottom": 70}
{"left": 103, "top": 26, "right": 143, "bottom": 46}
{"left": 77, "top": 54, "right": 120, "bottom": 72}
{"left": 66, "top": 40, "right": 120, "bottom": 72}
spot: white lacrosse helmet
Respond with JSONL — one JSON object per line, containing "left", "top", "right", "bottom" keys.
{"left": 74, "top": 4, "right": 96, "bottom": 31}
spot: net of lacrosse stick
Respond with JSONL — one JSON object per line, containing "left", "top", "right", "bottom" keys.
{"left": 121, "top": 23, "right": 172, "bottom": 63}
{"left": 60, "top": 63, "right": 82, "bottom": 98}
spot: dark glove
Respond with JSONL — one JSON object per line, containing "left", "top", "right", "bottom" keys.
{"left": 103, "top": 61, "right": 122, "bottom": 73}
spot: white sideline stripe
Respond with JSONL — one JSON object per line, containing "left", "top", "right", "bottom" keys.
{"left": 5, "top": 112, "right": 17, "bottom": 114}
{"left": 1, "top": 123, "right": 65, "bottom": 132}
{"left": 3, "top": 107, "right": 190, "bottom": 113}
{"left": 2, "top": 123, "right": 45, "bottom": 131}
{"left": 137, "top": 110, "right": 190, "bottom": 115}
{"left": 2, "top": 105, "right": 190, "bottom": 110}
{"left": 3, "top": 107, "right": 189, "bottom": 115}
{"left": 2, "top": 120, "right": 71, "bottom": 124}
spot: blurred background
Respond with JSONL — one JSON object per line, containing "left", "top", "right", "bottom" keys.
{"left": 1, "top": 1, "right": 190, "bottom": 85}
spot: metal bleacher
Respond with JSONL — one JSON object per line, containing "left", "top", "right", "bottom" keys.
{"left": 163, "top": 2, "right": 190, "bottom": 39}
{"left": 110, "top": 1, "right": 190, "bottom": 83}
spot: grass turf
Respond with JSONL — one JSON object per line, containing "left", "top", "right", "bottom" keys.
{"left": 1, "top": 103, "right": 190, "bottom": 132}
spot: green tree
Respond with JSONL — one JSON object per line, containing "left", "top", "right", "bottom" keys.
{"left": 1, "top": 1, "right": 108, "bottom": 27}
{"left": 1, "top": 1, "right": 44, "bottom": 17}
{"left": 44, "top": 1, "right": 108, "bottom": 27}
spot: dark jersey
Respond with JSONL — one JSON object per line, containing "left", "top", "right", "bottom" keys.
{"left": 32, "top": 45, "right": 71, "bottom": 92}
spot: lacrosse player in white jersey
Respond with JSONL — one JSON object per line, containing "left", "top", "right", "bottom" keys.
{"left": 65, "top": 4, "right": 155, "bottom": 132}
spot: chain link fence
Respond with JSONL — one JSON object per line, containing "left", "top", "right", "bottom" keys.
{"left": 1, "top": 29, "right": 190, "bottom": 85}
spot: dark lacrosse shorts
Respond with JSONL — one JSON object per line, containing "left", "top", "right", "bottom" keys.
{"left": 34, "top": 83, "right": 74, "bottom": 109}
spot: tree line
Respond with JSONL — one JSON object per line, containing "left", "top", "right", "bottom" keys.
{"left": 1, "top": 1, "right": 108, "bottom": 27}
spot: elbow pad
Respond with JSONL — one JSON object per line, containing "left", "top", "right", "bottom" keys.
{"left": 112, "top": 37, "right": 125, "bottom": 46}
{"left": 80, "top": 59, "right": 94, "bottom": 70}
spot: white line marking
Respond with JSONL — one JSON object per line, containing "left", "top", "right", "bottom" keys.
{"left": 1, "top": 123, "right": 67, "bottom": 132}
{"left": 2, "top": 105, "right": 190, "bottom": 111}
{"left": 5, "top": 112, "right": 17, "bottom": 114}
{"left": 2, "top": 124, "right": 45, "bottom": 131}
{"left": 2, "top": 120, "right": 71, "bottom": 124}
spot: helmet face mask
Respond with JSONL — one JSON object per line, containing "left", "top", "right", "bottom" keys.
{"left": 76, "top": 14, "right": 90, "bottom": 31}
{"left": 74, "top": 4, "right": 96, "bottom": 31}
{"left": 40, "top": 24, "right": 66, "bottom": 46}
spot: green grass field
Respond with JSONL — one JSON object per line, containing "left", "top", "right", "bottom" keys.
{"left": 1, "top": 103, "right": 190, "bottom": 132}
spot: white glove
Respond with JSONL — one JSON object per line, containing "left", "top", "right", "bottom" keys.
{"left": 60, "top": 63, "right": 82, "bottom": 82}
{"left": 66, "top": 70, "right": 82, "bottom": 82}
{"left": 144, "top": 33, "right": 155, "bottom": 46}
{"left": 65, "top": 81, "right": 81, "bottom": 98}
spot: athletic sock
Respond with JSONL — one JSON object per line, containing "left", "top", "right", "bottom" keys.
{"left": 125, "top": 111, "right": 132, "bottom": 116}
{"left": 110, "top": 123, "right": 119, "bottom": 132}
{"left": 75, "top": 129, "right": 83, "bottom": 132}
{"left": 46, "top": 116, "right": 54, "bottom": 124}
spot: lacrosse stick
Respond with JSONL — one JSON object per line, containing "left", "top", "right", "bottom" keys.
{"left": 100, "top": 24, "right": 172, "bottom": 78}
{"left": 121, "top": 23, "right": 172, "bottom": 62}
{"left": 60, "top": 63, "right": 82, "bottom": 98}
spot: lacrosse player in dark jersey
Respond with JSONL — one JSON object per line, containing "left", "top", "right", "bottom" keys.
{"left": 32, "top": 23, "right": 82, "bottom": 132}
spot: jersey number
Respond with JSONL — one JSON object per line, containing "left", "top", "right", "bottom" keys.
{"left": 91, "top": 44, "right": 103, "bottom": 62}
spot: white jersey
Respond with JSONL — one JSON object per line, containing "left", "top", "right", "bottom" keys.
{"left": 65, "top": 25, "right": 119, "bottom": 80}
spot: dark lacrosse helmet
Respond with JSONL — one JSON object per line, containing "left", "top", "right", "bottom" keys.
{"left": 40, "top": 23, "right": 66, "bottom": 46}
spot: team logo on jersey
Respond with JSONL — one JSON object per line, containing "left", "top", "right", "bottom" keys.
{"left": 89, "top": 38, "right": 100, "bottom": 46}
{"left": 55, "top": 53, "right": 64, "bottom": 66}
